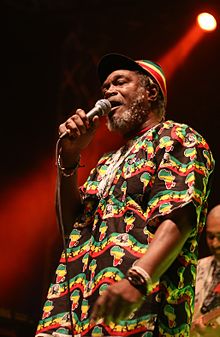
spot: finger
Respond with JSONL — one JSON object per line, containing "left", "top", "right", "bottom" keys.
{"left": 90, "top": 301, "right": 102, "bottom": 323}
{"left": 102, "top": 290, "right": 135, "bottom": 324}
{"left": 91, "top": 116, "right": 100, "bottom": 130}
{"left": 58, "top": 122, "right": 68, "bottom": 137}
{"left": 59, "top": 115, "right": 77, "bottom": 135}
{"left": 69, "top": 114, "right": 89, "bottom": 135}
{"left": 59, "top": 119, "right": 77, "bottom": 138}
{"left": 75, "top": 109, "right": 90, "bottom": 129}
{"left": 122, "top": 303, "right": 138, "bottom": 320}
{"left": 208, "top": 321, "right": 218, "bottom": 328}
{"left": 102, "top": 292, "right": 119, "bottom": 324}
{"left": 120, "top": 295, "right": 144, "bottom": 322}
{"left": 75, "top": 109, "right": 100, "bottom": 133}
{"left": 107, "top": 296, "right": 126, "bottom": 323}
{"left": 90, "top": 292, "right": 108, "bottom": 322}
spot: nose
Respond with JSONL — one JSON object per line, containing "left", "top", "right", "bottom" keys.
{"left": 212, "top": 236, "right": 220, "bottom": 248}
{"left": 104, "top": 84, "right": 118, "bottom": 99}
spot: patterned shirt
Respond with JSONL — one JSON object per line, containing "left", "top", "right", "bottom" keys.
{"left": 36, "top": 120, "right": 215, "bottom": 337}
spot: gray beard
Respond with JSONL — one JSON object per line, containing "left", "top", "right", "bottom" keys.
{"left": 106, "top": 91, "right": 150, "bottom": 135}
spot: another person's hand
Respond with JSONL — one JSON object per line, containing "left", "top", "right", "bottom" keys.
{"left": 90, "top": 278, "right": 144, "bottom": 325}
{"left": 191, "top": 316, "right": 220, "bottom": 337}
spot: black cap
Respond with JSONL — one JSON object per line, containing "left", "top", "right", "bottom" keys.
{"left": 98, "top": 53, "right": 148, "bottom": 84}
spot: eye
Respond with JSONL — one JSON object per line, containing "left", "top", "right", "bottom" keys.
{"left": 116, "top": 79, "right": 126, "bottom": 85}
{"left": 207, "top": 231, "right": 220, "bottom": 240}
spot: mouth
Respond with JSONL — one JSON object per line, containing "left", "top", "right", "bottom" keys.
{"left": 211, "top": 248, "right": 220, "bottom": 256}
{"left": 109, "top": 101, "right": 123, "bottom": 115}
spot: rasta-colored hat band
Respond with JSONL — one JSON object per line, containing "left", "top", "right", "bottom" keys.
{"left": 136, "top": 60, "right": 166, "bottom": 102}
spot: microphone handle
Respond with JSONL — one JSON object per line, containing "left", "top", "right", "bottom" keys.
{"left": 86, "top": 106, "right": 101, "bottom": 120}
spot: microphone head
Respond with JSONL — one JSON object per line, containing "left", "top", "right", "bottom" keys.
{"left": 95, "top": 99, "right": 111, "bottom": 116}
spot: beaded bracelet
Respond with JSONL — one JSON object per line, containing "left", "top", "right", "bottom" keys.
{"left": 57, "top": 154, "right": 81, "bottom": 177}
{"left": 131, "top": 264, "right": 152, "bottom": 286}
{"left": 126, "top": 264, "right": 152, "bottom": 296}
{"left": 126, "top": 268, "right": 147, "bottom": 296}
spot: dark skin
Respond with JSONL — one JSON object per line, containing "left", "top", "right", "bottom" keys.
{"left": 58, "top": 69, "right": 195, "bottom": 324}
{"left": 191, "top": 205, "right": 220, "bottom": 337}
{"left": 206, "top": 207, "right": 220, "bottom": 262}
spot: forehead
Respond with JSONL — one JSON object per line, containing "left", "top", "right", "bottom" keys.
{"left": 207, "top": 217, "right": 220, "bottom": 233}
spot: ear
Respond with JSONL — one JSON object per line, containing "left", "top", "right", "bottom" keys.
{"left": 147, "top": 84, "right": 159, "bottom": 102}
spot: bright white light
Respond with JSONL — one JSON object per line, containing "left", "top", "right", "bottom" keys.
{"left": 197, "top": 12, "right": 217, "bottom": 31}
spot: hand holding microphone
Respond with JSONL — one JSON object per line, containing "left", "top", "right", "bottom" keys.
{"left": 58, "top": 99, "right": 111, "bottom": 168}
{"left": 59, "top": 99, "right": 111, "bottom": 139}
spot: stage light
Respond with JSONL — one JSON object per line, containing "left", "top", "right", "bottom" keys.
{"left": 197, "top": 12, "right": 217, "bottom": 31}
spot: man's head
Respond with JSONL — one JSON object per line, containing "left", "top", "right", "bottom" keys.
{"left": 97, "top": 53, "right": 167, "bottom": 136}
{"left": 98, "top": 53, "right": 167, "bottom": 101}
{"left": 206, "top": 205, "right": 220, "bottom": 261}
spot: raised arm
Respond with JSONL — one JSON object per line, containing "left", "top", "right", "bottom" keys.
{"left": 56, "top": 108, "right": 100, "bottom": 233}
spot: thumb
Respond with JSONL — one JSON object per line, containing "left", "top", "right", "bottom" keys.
{"left": 89, "top": 115, "right": 100, "bottom": 133}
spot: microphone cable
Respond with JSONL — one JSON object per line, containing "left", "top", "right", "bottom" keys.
{"left": 53, "top": 101, "right": 111, "bottom": 336}
{"left": 55, "top": 137, "right": 75, "bottom": 337}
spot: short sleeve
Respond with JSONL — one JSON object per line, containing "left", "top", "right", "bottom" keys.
{"left": 145, "top": 123, "right": 215, "bottom": 229}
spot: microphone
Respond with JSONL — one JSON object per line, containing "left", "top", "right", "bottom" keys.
{"left": 59, "top": 99, "right": 111, "bottom": 139}
{"left": 86, "top": 99, "right": 111, "bottom": 120}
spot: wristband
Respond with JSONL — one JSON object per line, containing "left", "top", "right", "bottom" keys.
{"left": 126, "top": 264, "right": 152, "bottom": 296}
{"left": 126, "top": 269, "right": 147, "bottom": 295}
{"left": 57, "top": 154, "right": 81, "bottom": 177}
{"left": 131, "top": 264, "right": 152, "bottom": 286}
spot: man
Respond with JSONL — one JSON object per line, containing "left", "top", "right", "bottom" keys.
{"left": 35, "top": 53, "right": 214, "bottom": 337}
{"left": 191, "top": 205, "right": 220, "bottom": 337}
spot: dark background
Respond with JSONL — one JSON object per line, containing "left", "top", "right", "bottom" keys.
{"left": 1, "top": 0, "right": 220, "bottom": 336}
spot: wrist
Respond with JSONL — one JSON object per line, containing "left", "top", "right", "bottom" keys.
{"left": 57, "top": 154, "right": 82, "bottom": 177}
{"left": 59, "top": 151, "right": 81, "bottom": 167}
{"left": 126, "top": 264, "right": 152, "bottom": 296}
